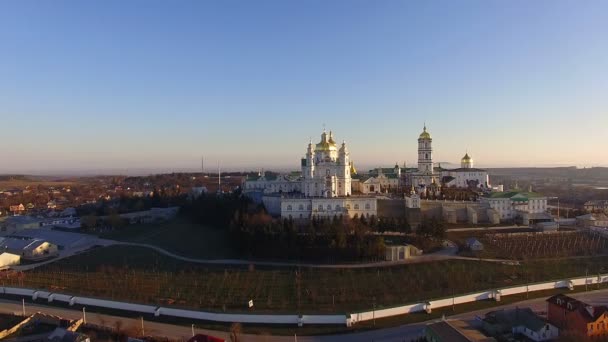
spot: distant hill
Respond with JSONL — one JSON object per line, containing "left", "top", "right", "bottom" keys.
{"left": 488, "top": 167, "right": 608, "bottom": 182}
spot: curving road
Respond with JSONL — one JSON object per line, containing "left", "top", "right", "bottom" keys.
{"left": 13, "top": 238, "right": 517, "bottom": 272}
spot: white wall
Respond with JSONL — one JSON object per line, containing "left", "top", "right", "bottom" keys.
{"left": 1, "top": 273, "right": 608, "bottom": 326}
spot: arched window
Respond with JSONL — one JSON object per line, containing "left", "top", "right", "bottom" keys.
{"left": 298, "top": 204, "right": 304, "bottom": 210}
{"left": 365, "top": 203, "right": 371, "bottom": 210}
{"left": 287, "top": 205, "right": 293, "bottom": 211}
{"left": 327, "top": 204, "right": 332, "bottom": 210}
{"left": 354, "top": 204, "right": 360, "bottom": 210}
{"left": 335, "top": 204, "right": 340, "bottom": 210}
{"left": 346, "top": 204, "right": 351, "bottom": 209}
{"left": 318, "top": 205, "right": 323, "bottom": 211}
{"left": 307, "top": 204, "right": 312, "bottom": 210}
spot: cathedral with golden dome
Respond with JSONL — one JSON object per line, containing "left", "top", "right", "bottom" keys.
{"left": 301, "top": 130, "right": 353, "bottom": 197}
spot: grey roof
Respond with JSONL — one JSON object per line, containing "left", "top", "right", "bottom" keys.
{"left": 485, "top": 308, "right": 548, "bottom": 331}
{"left": 0, "top": 238, "right": 47, "bottom": 252}
{"left": 426, "top": 321, "right": 472, "bottom": 342}
{"left": 11, "top": 229, "right": 93, "bottom": 248}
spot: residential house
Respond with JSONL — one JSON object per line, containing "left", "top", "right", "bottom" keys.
{"left": 584, "top": 200, "right": 608, "bottom": 213}
{"left": 547, "top": 294, "right": 608, "bottom": 338}
{"left": 482, "top": 308, "right": 558, "bottom": 341}
{"left": 576, "top": 213, "right": 608, "bottom": 228}
{"left": 9, "top": 203, "right": 25, "bottom": 214}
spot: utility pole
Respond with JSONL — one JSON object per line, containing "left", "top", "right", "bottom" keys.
{"left": 191, "top": 324, "right": 195, "bottom": 337}
{"left": 22, "top": 298, "right": 25, "bottom": 316}
{"left": 373, "top": 296, "right": 376, "bottom": 327}
{"left": 141, "top": 316, "right": 145, "bottom": 336}
{"left": 201, "top": 156, "right": 204, "bottom": 176}
{"left": 218, "top": 162, "right": 221, "bottom": 193}
{"left": 82, "top": 307, "right": 86, "bottom": 324}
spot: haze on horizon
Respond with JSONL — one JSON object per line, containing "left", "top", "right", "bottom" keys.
{"left": 1, "top": 0, "right": 607, "bottom": 175}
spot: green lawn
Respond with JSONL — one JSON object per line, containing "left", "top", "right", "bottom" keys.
{"left": 99, "top": 216, "right": 238, "bottom": 259}
{"left": 5, "top": 245, "right": 608, "bottom": 314}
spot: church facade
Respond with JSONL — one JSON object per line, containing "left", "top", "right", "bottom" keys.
{"left": 244, "top": 129, "right": 377, "bottom": 220}
{"left": 301, "top": 130, "right": 352, "bottom": 197}
{"left": 440, "top": 153, "right": 491, "bottom": 189}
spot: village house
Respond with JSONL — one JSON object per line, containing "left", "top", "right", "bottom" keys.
{"left": 482, "top": 308, "right": 558, "bottom": 341}
{"left": 547, "top": 294, "right": 608, "bottom": 338}
{"left": 576, "top": 213, "right": 608, "bottom": 228}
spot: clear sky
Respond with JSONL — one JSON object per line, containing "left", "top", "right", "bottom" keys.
{"left": 1, "top": 0, "right": 607, "bottom": 174}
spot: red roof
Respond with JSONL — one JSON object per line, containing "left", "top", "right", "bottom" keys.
{"left": 187, "top": 334, "right": 225, "bottom": 342}
{"left": 547, "top": 294, "right": 608, "bottom": 322}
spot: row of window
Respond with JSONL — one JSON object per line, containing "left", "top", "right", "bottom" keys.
{"left": 285, "top": 203, "right": 372, "bottom": 211}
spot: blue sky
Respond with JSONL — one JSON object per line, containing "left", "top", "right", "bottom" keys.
{"left": 1, "top": 0, "right": 607, "bottom": 174}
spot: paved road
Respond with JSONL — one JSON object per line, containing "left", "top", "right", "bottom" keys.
{"left": 3, "top": 290, "right": 608, "bottom": 341}
{"left": 14, "top": 238, "right": 467, "bottom": 271}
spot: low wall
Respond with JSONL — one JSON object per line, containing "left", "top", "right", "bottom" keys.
{"left": 349, "top": 273, "right": 608, "bottom": 324}
{"left": 2, "top": 273, "right": 607, "bottom": 326}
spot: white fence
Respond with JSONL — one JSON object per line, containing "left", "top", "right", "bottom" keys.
{"left": 2, "top": 273, "right": 607, "bottom": 326}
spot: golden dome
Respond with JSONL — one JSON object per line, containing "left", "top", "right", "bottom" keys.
{"left": 350, "top": 161, "right": 357, "bottom": 175}
{"left": 462, "top": 153, "right": 472, "bottom": 162}
{"left": 315, "top": 129, "right": 338, "bottom": 151}
{"left": 419, "top": 125, "right": 431, "bottom": 140}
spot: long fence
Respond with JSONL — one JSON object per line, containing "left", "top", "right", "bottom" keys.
{"left": 2, "top": 274, "right": 607, "bottom": 327}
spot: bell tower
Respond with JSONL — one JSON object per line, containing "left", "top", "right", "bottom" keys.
{"left": 417, "top": 125, "right": 433, "bottom": 174}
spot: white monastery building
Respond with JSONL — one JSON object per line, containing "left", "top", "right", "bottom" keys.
{"left": 301, "top": 130, "right": 352, "bottom": 197}
{"left": 441, "top": 153, "right": 491, "bottom": 189}
{"left": 244, "top": 130, "right": 376, "bottom": 221}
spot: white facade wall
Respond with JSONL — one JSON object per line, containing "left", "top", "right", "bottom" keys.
{"left": 482, "top": 197, "right": 548, "bottom": 221}
{"left": 280, "top": 197, "right": 377, "bottom": 220}
{"left": 244, "top": 178, "right": 302, "bottom": 194}
{"left": 513, "top": 324, "right": 559, "bottom": 341}
{"left": 442, "top": 170, "right": 490, "bottom": 188}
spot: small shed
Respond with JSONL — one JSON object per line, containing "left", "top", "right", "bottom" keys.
{"left": 0, "top": 252, "right": 21, "bottom": 269}
{"left": 385, "top": 244, "right": 421, "bottom": 261}
{"left": 465, "top": 237, "right": 484, "bottom": 251}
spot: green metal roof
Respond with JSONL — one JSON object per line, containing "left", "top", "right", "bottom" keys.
{"left": 487, "top": 191, "right": 544, "bottom": 199}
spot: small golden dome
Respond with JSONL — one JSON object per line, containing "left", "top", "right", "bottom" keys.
{"left": 462, "top": 153, "right": 472, "bottom": 162}
{"left": 419, "top": 125, "right": 431, "bottom": 140}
